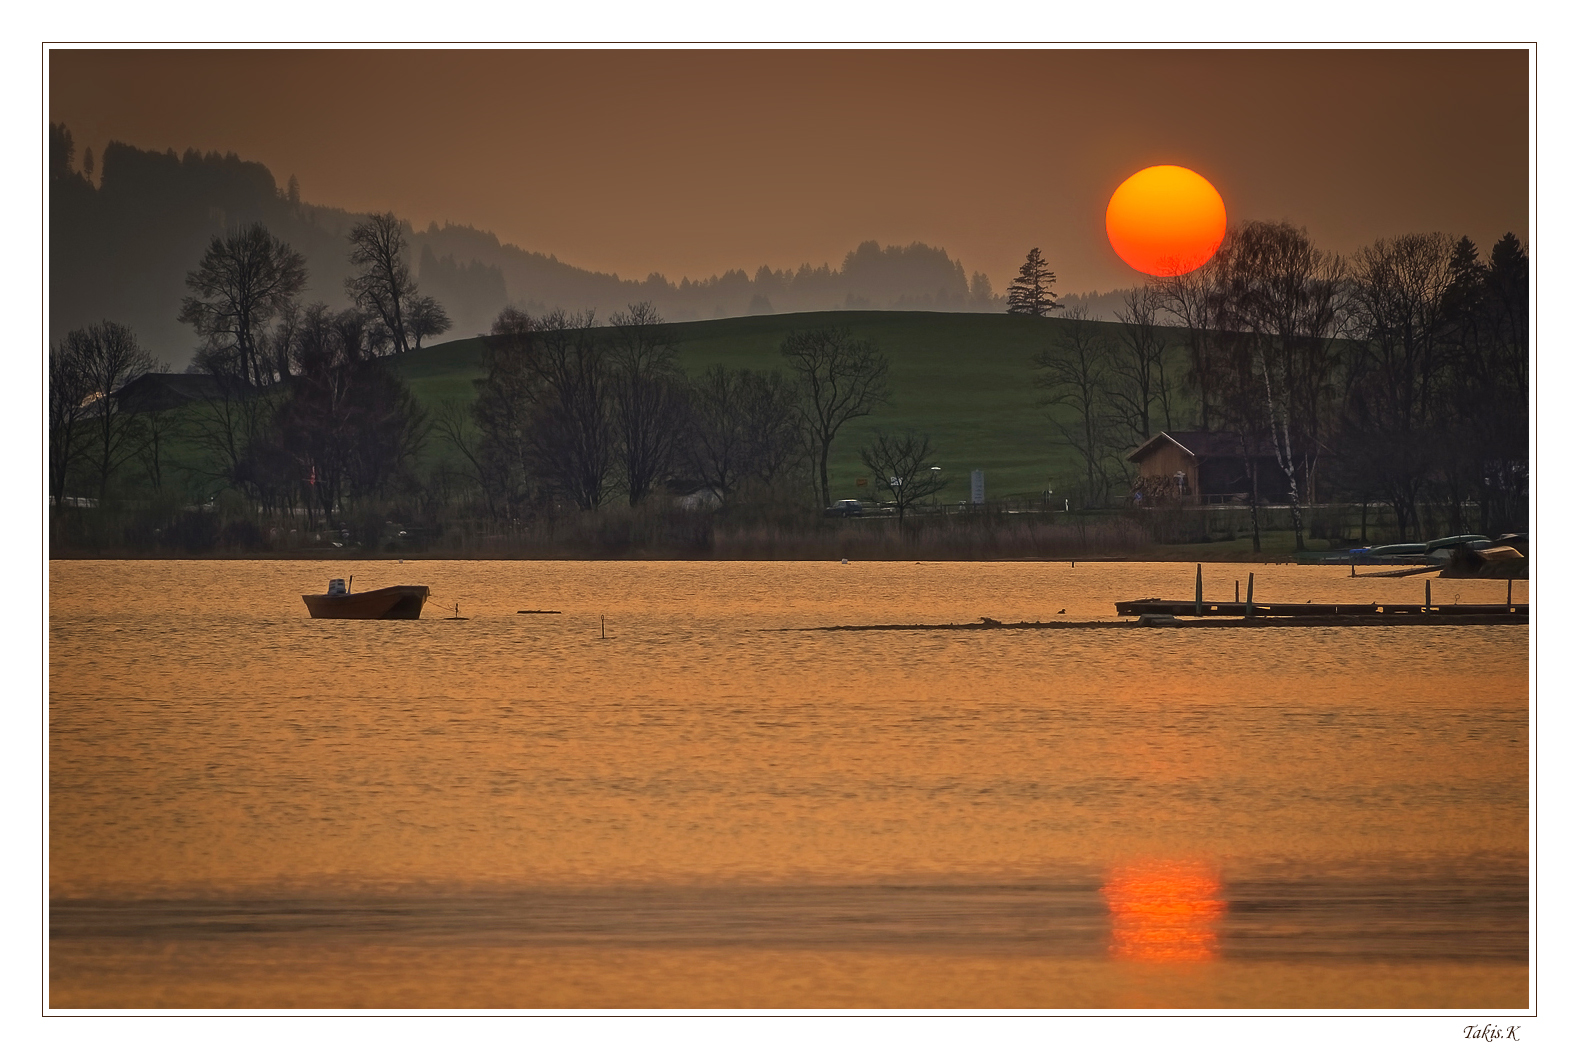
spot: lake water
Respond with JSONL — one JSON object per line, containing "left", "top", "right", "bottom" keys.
{"left": 48, "top": 559, "right": 1529, "bottom": 1008}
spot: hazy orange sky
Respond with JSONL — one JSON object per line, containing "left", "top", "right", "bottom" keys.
{"left": 48, "top": 48, "right": 1529, "bottom": 295}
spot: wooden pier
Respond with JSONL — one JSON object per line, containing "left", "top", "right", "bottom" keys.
{"left": 1114, "top": 598, "right": 1526, "bottom": 618}
{"left": 1112, "top": 563, "right": 1525, "bottom": 624}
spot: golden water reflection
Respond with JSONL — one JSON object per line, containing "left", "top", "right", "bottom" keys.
{"left": 1103, "top": 860, "right": 1226, "bottom": 963}
{"left": 48, "top": 560, "right": 1528, "bottom": 1006}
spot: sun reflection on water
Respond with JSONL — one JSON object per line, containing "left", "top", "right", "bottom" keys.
{"left": 1102, "top": 860, "right": 1226, "bottom": 963}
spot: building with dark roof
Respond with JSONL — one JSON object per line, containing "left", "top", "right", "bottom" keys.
{"left": 110, "top": 372, "right": 234, "bottom": 414}
{"left": 1125, "top": 430, "right": 1289, "bottom": 505}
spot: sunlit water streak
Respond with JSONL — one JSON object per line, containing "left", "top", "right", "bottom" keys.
{"left": 49, "top": 560, "right": 1528, "bottom": 1007}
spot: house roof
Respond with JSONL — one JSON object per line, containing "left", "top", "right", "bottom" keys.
{"left": 1126, "top": 430, "right": 1280, "bottom": 463}
{"left": 112, "top": 372, "right": 230, "bottom": 413}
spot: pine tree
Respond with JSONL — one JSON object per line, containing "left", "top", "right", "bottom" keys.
{"left": 1005, "top": 247, "right": 1061, "bottom": 316}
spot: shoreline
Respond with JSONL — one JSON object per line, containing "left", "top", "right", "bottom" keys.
{"left": 44, "top": 551, "right": 1527, "bottom": 580}
{"left": 780, "top": 613, "right": 1529, "bottom": 632}
{"left": 44, "top": 550, "right": 1315, "bottom": 564}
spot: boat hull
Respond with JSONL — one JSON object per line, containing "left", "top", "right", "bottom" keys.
{"left": 302, "top": 585, "right": 430, "bottom": 619}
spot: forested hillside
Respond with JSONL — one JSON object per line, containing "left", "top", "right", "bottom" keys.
{"left": 49, "top": 124, "right": 1003, "bottom": 369}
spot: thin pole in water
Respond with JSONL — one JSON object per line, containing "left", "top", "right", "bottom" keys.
{"left": 601, "top": 615, "right": 605, "bottom": 640}
{"left": 1235, "top": 579, "right": 1239, "bottom": 603}
{"left": 1245, "top": 572, "right": 1254, "bottom": 619}
{"left": 1195, "top": 563, "right": 1203, "bottom": 617}
{"left": 1425, "top": 580, "right": 1431, "bottom": 613}
{"left": 1508, "top": 579, "right": 1513, "bottom": 611}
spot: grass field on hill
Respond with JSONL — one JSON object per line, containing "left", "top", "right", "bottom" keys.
{"left": 393, "top": 310, "right": 1177, "bottom": 503}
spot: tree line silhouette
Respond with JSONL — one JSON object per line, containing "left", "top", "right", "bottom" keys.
{"left": 48, "top": 121, "right": 1526, "bottom": 553}
{"left": 1026, "top": 222, "right": 1528, "bottom": 546}
{"left": 434, "top": 308, "right": 903, "bottom": 524}
{"left": 50, "top": 203, "right": 929, "bottom": 547}
{"left": 49, "top": 124, "right": 1005, "bottom": 370}
{"left": 50, "top": 208, "right": 443, "bottom": 534}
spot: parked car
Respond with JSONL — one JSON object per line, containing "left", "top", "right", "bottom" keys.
{"left": 824, "top": 499, "right": 863, "bottom": 518}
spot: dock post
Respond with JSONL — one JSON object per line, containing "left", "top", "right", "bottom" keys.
{"left": 1508, "top": 579, "right": 1513, "bottom": 612}
{"left": 1195, "top": 564, "right": 1203, "bottom": 617}
{"left": 1245, "top": 572, "right": 1254, "bottom": 618}
{"left": 1425, "top": 581, "right": 1431, "bottom": 613}
{"left": 1235, "top": 580, "right": 1240, "bottom": 603}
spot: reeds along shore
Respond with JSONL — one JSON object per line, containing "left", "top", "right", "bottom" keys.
{"left": 51, "top": 498, "right": 1512, "bottom": 563}
{"left": 52, "top": 505, "right": 1180, "bottom": 562}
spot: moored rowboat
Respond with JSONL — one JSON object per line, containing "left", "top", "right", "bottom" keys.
{"left": 303, "top": 580, "right": 430, "bottom": 619}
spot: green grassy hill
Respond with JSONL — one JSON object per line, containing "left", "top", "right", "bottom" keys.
{"left": 393, "top": 309, "right": 1181, "bottom": 503}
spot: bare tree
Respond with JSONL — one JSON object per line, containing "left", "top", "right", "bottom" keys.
{"left": 271, "top": 304, "right": 428, "bottom": 526}
{"left": 186, "top": 360, "right": 277, "bottom": 508}
{"left": 1006, "top": 247, "right": 1062, "bottom": 316}
{"left": 333, "top": 307, "right": 390, "bottom": 362}
{"left": 1107, "top": 286, "right": 1174, "bottom": 444}
{"left": 780, "top": 327, "right": 890, "bottom": 508}
{"left": 346, "top": 211, "right": 418, "bottom": 355}
{"left": 487, "top": 308, "right": 614, "bottom": 511}
{"left": 1212, "top": 327, "right": 1273, "bottom": 552}
{"left": 466, "top": 322, "right": 545, "bottom": 522}
{"left": 1214, "top": 221, "right": 1346, "bottom": 549}
{"left": 1342, "top": 231, "right": 1458, "bottom": 538}
{"left": 432, "top": 398, "right": 498, "bottom": 518}
{"left": 338, "top": 366, "right": 428, "bottom": 506}
{"left": 859, "top": 429, "right": 949, "bottom": 523}
{"left": 406, "top": 295, "right": 452, "bottom": 350}
{"left": 1451, "top": 233, "right": 1528, "bottom": 533}
{"left": 1151, "top": 261, "right": 1220, "bottom": 430}
{"left": 683, "top": 366, "right": 802, "bottom": 503}
{"left": 1033, "top": 307, "right": 1121, "bottom": 507}
{"left": 683, "top": 366, "right": 750, "bottom": 502}
{"left": 739, "top": 369, "right": 804, "bottom": 492}
{"left": 71, "top": 321, "right": 158, "bottom": 501}
{"left": 609, "top": 302, "right": 686, "bottom": 506}
{"left": 179, "top": 223, "right": 307, "bottom": 387}
{"left": 267, "top": 301, "right": 302, "bottom": 384}
{"left": 48, "top": 336, "right": 93, "bottom": 504}
{"left": 136, "top": 402, "right": 181, "bottom": 493}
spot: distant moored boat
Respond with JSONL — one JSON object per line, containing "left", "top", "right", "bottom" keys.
{"left": 303, "top": 579, "right": 430, "bottom": 619}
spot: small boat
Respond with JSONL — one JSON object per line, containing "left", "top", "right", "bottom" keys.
{"left": 1425, "top": 534, "right": 1492, "bottom": 552}
{"left": 1364, "top": 542, "right": 1429, "bottom": 557}
{"left": 1297, "top": 544, "right": 1438, "bottom": 566}
{"left": 303, "top": 578, "right": 430, "bottom": 619}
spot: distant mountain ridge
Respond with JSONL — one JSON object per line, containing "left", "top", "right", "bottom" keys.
{"left": 50, "top": 127, "right": 1020, "bottom": 369}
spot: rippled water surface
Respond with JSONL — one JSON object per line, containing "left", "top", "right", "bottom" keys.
{"left": 49, "top": 559, "right": 1529, "bottom": 1008}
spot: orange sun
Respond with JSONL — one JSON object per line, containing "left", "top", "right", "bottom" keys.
{"left": 1105, "top": 165, "right": 1227, "bottom": 276}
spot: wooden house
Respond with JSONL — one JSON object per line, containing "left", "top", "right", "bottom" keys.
{"left": 1126, "top": 430, "right": 1287, "bottom": 505}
